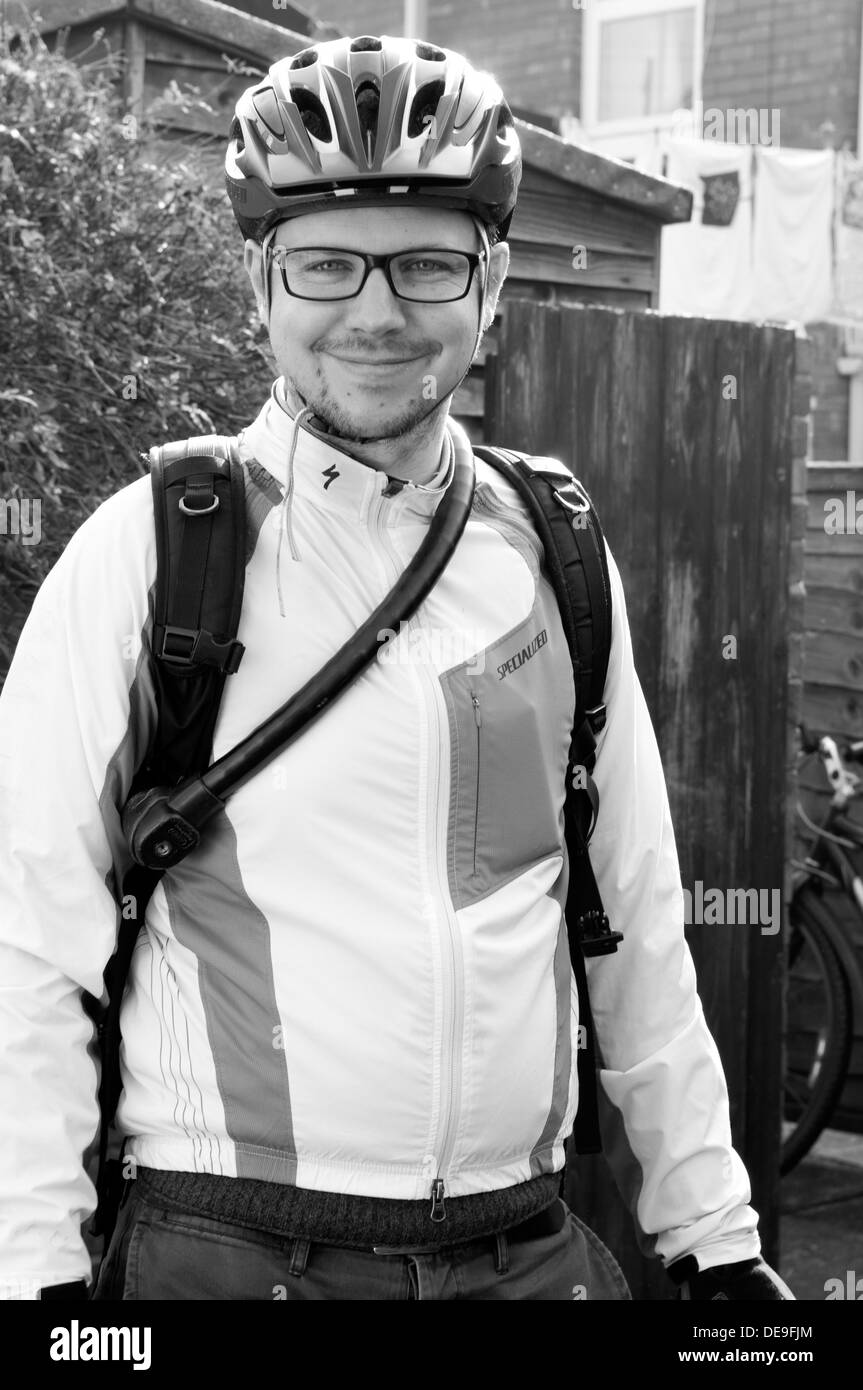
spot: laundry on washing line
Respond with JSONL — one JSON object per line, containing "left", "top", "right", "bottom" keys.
{"left": 659, "top": 138, "right": 755, "bottom": 319}
{"left": 751, "top": 146, "right": 834, "bottom": 325}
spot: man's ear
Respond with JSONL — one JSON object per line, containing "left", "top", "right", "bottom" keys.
{"left": 244, "top": 238, "right": 268, "bottom": 327}
{"left": 482, "top": 241, "right": 510, "bottom": 330}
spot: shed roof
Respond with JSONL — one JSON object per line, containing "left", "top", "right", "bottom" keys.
{"left": 516, "top": 120, "right": 692, "bottom": 226}
{"left": 25, "top": 0, "right": 315, "bottom": 60}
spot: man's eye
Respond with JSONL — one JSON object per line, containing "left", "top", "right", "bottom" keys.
{"left": 305, "top": 259, "right": 353, "bottom": 274}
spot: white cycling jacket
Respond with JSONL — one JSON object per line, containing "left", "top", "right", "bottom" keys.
{"left": 0, "top": 381, "right": 760, "bottom": 1293}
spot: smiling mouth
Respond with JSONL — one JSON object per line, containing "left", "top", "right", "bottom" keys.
{"left": 329, "top": 354, "right": 426, "bottom": 365}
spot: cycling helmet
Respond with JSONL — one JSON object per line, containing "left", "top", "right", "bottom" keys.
{"left": 225, "top": 34, "right": 522, "bottom": 244}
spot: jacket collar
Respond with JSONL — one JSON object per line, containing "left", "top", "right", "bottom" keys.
{"left": 239, "top": 378, "right": 472, "bottom": 526}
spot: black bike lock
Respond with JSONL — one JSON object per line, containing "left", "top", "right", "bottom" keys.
{"left": 123, "top": 451, "right": 476, "bottom": 870}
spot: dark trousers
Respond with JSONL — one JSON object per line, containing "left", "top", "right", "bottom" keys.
{"left": 92, "top": 1182, "right": 631, "bottom": 1301}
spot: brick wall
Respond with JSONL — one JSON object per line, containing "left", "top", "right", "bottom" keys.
{"left": 297, "top": 0, "right": 582, "bottom": 120}
{"left": 298, "top": 0, "right": 403, "bottom": 41}
{"left": 702, "top": 0, "right": 861, "bottom": 151}
{"left": 426, "top": 0, "right": 580, "bottom": 121}
{"left": 786, "top": 332, "right": 813, "bottom": 915}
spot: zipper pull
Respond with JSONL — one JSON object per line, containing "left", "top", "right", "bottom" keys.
{"left": 471, "top": 691, "right": 481, "bottom": 728}
{"left": 430, "top": 1177, "right": 446, "bottom": 1222}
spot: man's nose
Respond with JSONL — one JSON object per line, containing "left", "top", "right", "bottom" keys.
{"left": 343, "top": 266, "right": 410, "bottom": 332}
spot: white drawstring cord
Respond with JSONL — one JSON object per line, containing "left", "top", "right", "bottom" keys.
{"left": 471, "top": 218, "right": 492, "bottom": 365}
{"left": 276, "top": 404, "right": 315, "bottom": 616}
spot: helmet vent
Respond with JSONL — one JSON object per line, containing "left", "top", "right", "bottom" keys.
{"left": 407, "top": 80, "right": 445, "bottom": 138}
{"left": 290, "top": 48, "right": 318, "bottom": 70}
{"left": 252, "top": 87, "right": 285, "bottom": 138}
{"left": 355, "top": 80, "right": 380, "bottom": 145}
{"left": 350, "top": 36, "right": 382, "bottom": 52}
{"left": 415, "top": 43, "right": 445, "bottom": 61}
{"left": 293, "top": 89, "right": 332, "bottom": 142}
{"left": 497, "top": 102, "right": 515, "bottom": 133}
{"left": 229, "top": 115, "right": 244, "bottom": 154}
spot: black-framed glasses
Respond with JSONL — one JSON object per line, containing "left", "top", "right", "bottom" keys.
{"left": 268, "top": 246, "right": 485, "bottom": 303}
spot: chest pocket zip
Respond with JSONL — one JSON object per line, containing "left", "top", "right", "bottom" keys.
{"left": 470, "top": 689, "right": 482, "bottom": 876}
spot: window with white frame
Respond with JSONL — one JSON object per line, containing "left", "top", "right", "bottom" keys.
{"left": 581, "top": 0, "right": 704, "bottom": 134}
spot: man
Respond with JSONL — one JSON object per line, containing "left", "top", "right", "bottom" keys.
{"left": 0, "top": 34, "right": 792, "bottom": 1301}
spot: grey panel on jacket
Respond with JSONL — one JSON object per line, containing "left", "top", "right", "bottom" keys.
{"left": 441, "top": 576, "right": 574, "bottom": 912}
{"left": 163, "top": 818, "right": 298, "bottom": 1181}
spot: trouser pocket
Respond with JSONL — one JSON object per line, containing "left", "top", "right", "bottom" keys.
{"left": 565, "top": 1208, "right": 632, "bottom": 1300}
{"left": 91, "top": 1195, "right": 295, "bottom": 1301}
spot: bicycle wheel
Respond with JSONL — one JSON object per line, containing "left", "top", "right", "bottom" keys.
{"left": 781, "top": 887, "right": 854, "bottom": 1175}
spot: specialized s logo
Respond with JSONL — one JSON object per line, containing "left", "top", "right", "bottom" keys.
{"left": 321, "top": 464, "right": 340, "bottom": 490}
{"left": 497, "top": 629, "right": 548, "bottom": 680}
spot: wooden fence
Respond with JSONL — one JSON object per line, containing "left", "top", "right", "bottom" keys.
{"left": 484, "top": 299, "right": 798, "bottom": 1299}
{"left": 799, "top": 462, "right": 863, "bottom": 1130}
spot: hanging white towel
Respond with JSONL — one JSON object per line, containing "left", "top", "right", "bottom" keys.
{"left": 659, "top": 138, "right": 755, "bottom": 319}
{"left": 751, "top": 147, "right": 834, "bottom": 325}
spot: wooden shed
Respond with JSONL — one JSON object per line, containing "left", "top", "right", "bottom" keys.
{"left": 24, "top": 0, "right": 330, "bottom": 138}
{"left": 28, "top": 0, "right": 693, "bottom": 444}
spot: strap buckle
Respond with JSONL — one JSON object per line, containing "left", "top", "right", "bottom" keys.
{"left": 520, "top": 456, "right": 590, "bottom": 514}
{"left": 157, "top": 624, "right": 245, "bottom": 673}
{"left": 552, "top": 479, "right": 591, "bottom": 516}
{"left": 157, "top": 625, "right": 198, "bottom": 664}
{"left": 577, "top": 909, "right": 624, "bottom": 957}
{"left": 179, "top": 494, "right": 220, "bottom": 516}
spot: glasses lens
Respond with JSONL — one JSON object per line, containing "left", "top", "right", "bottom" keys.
{"left": 279, "top": 250, "right": 365, "bottom": 300}
{"left": 391, "top": 251, "right": 472, "bottom": 301}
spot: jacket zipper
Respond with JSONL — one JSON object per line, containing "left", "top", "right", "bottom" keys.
{"left": 370, "top": 487, "right": 464, "bottom": 1224}
{"left": 430, "top": 1177, "right": 446, "bottom": 1220}
{"left": 471, "top": 690, "right": 481, "bottom": 876}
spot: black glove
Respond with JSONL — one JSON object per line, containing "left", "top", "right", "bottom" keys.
{"left": 669, "top": 1256, "right": 795, "bottom": 1300}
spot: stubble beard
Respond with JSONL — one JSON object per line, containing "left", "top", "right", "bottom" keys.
{"left": 303, "top": 384, "right": 449, "bottom": 443}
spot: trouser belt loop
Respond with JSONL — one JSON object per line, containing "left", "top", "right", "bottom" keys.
{"left": 288, "top": 1236, "right": 311, "bottom": 1277}
{"left": 494, "top": 1230, "right": 510, "bottom": 1276}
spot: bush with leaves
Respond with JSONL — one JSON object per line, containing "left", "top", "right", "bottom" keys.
{"left": 0, "top": 26, "right": 275, "bottom": 679}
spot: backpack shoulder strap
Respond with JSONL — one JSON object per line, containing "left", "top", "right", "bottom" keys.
{"left": 142, "top": 433, "right": 247, "bottom": 790}
{"left": 92, "top": 433, "right": 248, "bottom": 1244}
{"left": 473, "top": 446, "right": 612, "bottom": 759}
{"left": 474, "top": 444, "right": 623, "bottom": 1156}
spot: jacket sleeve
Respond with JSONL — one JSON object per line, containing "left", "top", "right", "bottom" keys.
{"left": 0, "top": 480, "right": 155, "bottom": 1296}
{"left": 583, "top": 543, "right": 761, "bottom": 1272}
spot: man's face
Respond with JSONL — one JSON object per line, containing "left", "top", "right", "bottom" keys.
{"left": 244, "top": 205, "right": 509, "bottom": 443}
